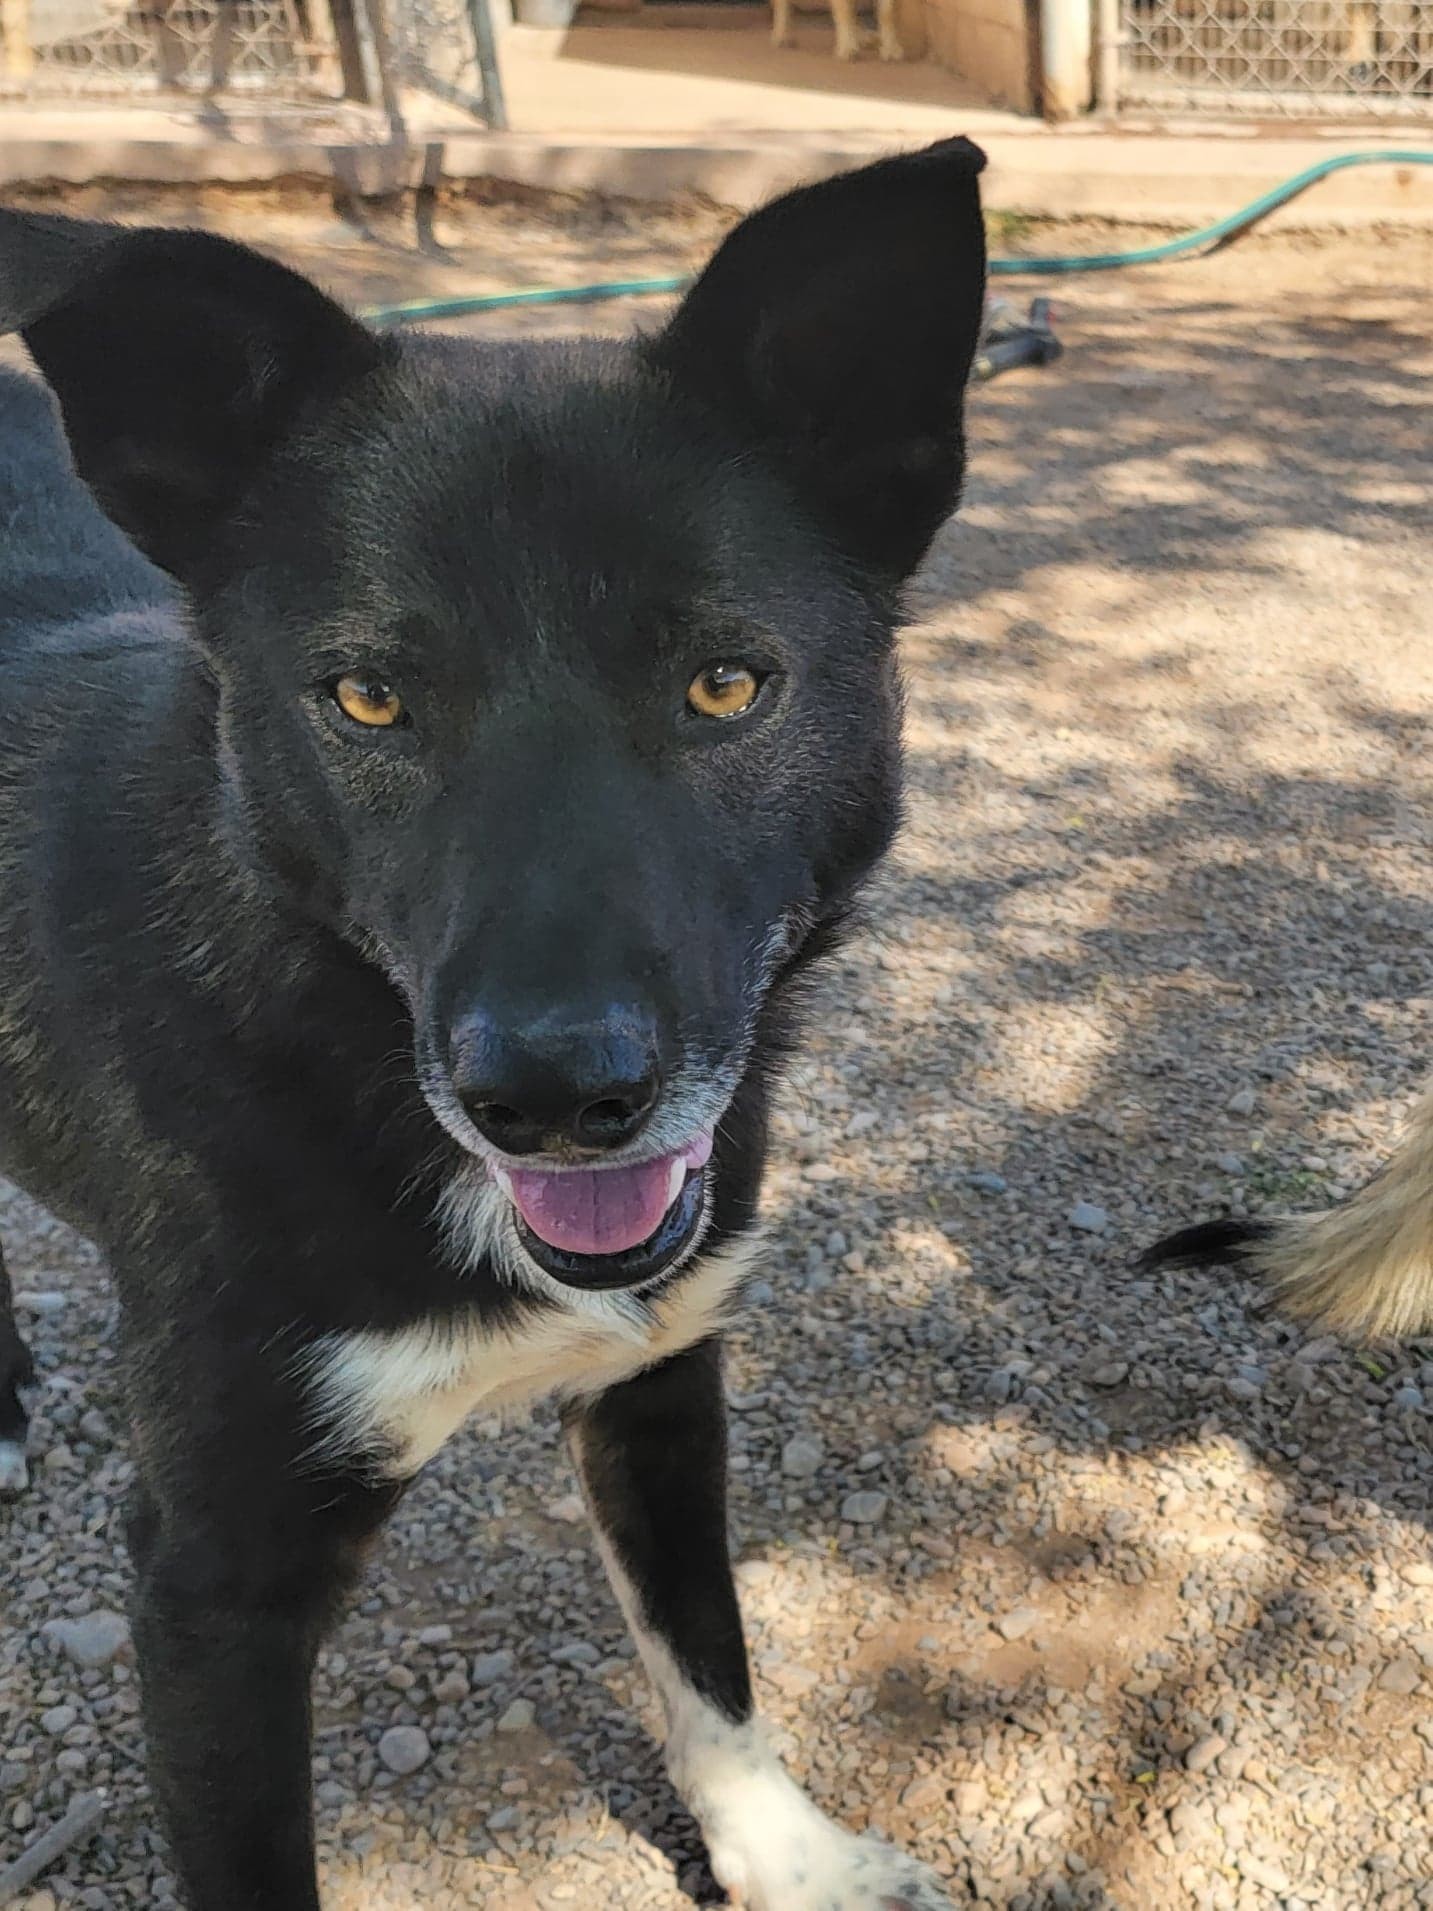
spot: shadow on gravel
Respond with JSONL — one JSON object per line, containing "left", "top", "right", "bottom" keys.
{"left": 586, "top": 279, "right": 1433, "bottom": 1903}
{"left": 3, "top": 258, "right": 1431, "bottom": 1907}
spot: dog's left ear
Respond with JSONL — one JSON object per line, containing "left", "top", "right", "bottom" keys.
{"left": 0, "top": 209, "right": 384, "bottom": 580}
{"left": 650, "top": 138, "right": 987, "bottom": 583}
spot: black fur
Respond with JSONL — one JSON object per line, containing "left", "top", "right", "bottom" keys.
{"left": 0, "top": 139, "right": 987, "bottom": 1909}
{"left": 1138, "top": 1217, "right": 1273, "bottom": 1272}
{"left": 567, "top": 1338, "right": 753, "bottom": 1724}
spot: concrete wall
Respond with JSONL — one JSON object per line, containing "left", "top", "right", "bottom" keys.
{"left": 923, "top": 0, "right": 1035, "bottom": 111}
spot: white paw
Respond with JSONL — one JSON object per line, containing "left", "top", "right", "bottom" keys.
{"left": 878, "top": 33, "right": 906, "bottom": 57}
{"left": 668, "top": 1700, "right": 953, "bottom": 1910}
{"left": 0, "top": 1438, "right": 29, "bottom": 1497}
{"left": 710, "top": 1813, "right": 953, "bottom": 1910}
{"left": 771, "top": 22, "right": 795, "bottom": 43}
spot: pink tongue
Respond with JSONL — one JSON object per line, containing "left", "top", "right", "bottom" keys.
{"left": 505, "top": 1134, "right": 712, "bottom": 1258}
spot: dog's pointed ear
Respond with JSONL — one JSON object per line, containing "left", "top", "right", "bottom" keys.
{"left": 649, "top": 138, "right": 987, "bottom": 582}
{"left": 0, "top": 209, "right": 384, "bottom": 579}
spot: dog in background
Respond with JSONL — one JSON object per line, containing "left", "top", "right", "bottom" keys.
{"left": 772, "top": 0, "right": 907, "bottom": 62}
{"left": 0, "top": 141, "right": 986, "bottom": 1911}
{"left": 1147, "top": 1081, "right": 1433, "bottom": 1340}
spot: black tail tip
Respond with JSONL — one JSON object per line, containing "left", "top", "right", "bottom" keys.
{"left": 1138, "top": 1216, "right": 1273, "bottom": 1273}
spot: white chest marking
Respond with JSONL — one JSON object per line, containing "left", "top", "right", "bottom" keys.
{"left": 301, "top": 1234, "right": 759, "bottom": 1477}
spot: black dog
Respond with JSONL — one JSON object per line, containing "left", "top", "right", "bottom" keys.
{"left": 0, "top": 141, "right": 986, "bottom": 1910}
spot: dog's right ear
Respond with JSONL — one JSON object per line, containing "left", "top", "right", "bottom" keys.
{"left": 0, "top": 209, "right": 384, "bottom": 580}
{"left": 649, "top": 138, "right": 988, "bottom": 584}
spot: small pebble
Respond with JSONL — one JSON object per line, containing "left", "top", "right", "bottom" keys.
{"left": 1377, "top": 1657, "right": 1422, "bottom": 1696}
{"left": 840, "top": 1491, "right": 888, "bottom": 1525}
{"left": 1089, "top": 1361, "right": 1129, "bottom": 1388}
{"left": 42, "top": 1611, "right": 130, "bottom": 1669}
{"left": 996, "top": 1607, "right": 1039, "bottom": 1642}
{"left": 781, "top": 1435, "right": 824, "bottom": 1480}
{"left": 1185, "top": 1734, "right": 1227, "bottom": 1774}
{"left": 376, "top": 1726, "right": 431, "bottom": 1776}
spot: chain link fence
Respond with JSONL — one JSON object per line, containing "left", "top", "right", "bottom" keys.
{"left": 1114, "top": 0, "right": 1433, "bottom": 116}
{"left": 0, "top": 0, "right": 505, "bottom": 120}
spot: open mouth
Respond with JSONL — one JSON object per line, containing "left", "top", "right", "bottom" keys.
{"left": 492, "top": 1132, "right": 714, "bottom": 1291}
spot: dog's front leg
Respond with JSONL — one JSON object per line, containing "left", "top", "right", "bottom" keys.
{"left": 569, "top": 1339, "right": 954, "bottom": 1911}
{"left": 125, "top": 1373, "right": 396, "bottom": 1911}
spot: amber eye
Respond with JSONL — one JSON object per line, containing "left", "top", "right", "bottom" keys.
{"left": 687, "top": 663, "right": 762, "bottom": 721}
{"left": 333, "top": 673, "right": 404, "bottom": 728}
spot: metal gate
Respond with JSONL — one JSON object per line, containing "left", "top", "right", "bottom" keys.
{"left": 0, "top": 0, "right": 505, "bottom": 122}
{"left": 1110, "top": 0, "right": 1433, "bottom": 116}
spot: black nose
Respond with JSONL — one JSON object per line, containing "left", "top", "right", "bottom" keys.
{"left": 450, "top": 1007, "right": 661, "bottom": 1157}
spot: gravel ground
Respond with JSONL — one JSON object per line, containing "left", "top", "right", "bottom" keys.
{"left": 2, "top": 188, "right": 1432, "bottom": 1911}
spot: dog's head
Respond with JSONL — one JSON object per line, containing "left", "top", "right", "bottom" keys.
{"left": 1, "top": 143, "right": 986, "bottom": 1296}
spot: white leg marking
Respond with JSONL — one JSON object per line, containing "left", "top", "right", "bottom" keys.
{"left": 771, "top": 0, "right": 794, "bottom": 45}
{"left": 0, "top": 1437, "right": 29, "bottom": 1497}
{"left": 582, "top": 1483, "right": 953, "bottom": 1911}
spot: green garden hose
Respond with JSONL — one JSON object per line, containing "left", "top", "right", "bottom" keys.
{"left": 363, "top": 273, "right": 693, "bottom": 326}
{"left": 361, "top": 150, "right": 1433, "bottom": 329}
{"left": 989, "top": 146, "right": 1433, "bottom": 273}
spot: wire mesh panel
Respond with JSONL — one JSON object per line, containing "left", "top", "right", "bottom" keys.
{"left": 1, "top": 0, "right": 344, "bottom": 95}
{"left": 0, "top": 0, "right": 505, "bottom": 117}
{"left": 1117, "top": 0, "right": 1433, "bottom": 115}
